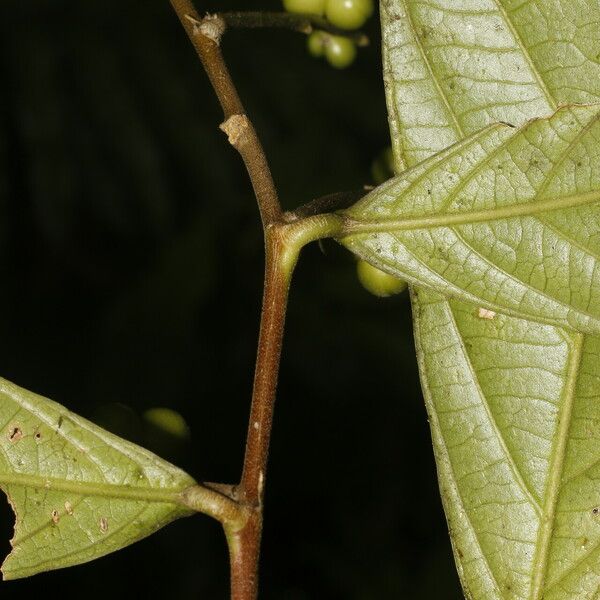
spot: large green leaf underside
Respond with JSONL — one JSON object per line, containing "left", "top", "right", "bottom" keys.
{"left": 381, "top": 0, "right": 600, "bottom": 171}
{"left": 377, "top": 0, "right": 600, "bottom": 598}
{"left": 0, "top": 377, "right": 196, "bottom": 579}
{"left": 412, "top": 290, "right": 600, "bottom": 599}
{"left": 341, "top": 104, "right": 600, "bottom": 334}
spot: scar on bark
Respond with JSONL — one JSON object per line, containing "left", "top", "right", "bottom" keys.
{"left": 220, "top": 114, "right": 249, "bottom": 147}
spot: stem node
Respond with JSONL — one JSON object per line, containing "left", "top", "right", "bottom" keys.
{"left": 220, "top": 114, "right": 250, "bottom": 147}
{"left": 185, "top": 13, "right": 226, "bottom": 44}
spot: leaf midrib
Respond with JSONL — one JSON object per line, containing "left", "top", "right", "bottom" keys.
{"left": 340, "top": 188, "right": 600, "bottom": 235}
{"left": 529, "top": 332, "right": 583, "bottom": 599}
{"left": 0, "top": 472, "right": 190, "bottom": 505}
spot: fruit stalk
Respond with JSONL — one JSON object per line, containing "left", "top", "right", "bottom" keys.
{"left": 219, "top": 11, "right": 369, "bottom": 45}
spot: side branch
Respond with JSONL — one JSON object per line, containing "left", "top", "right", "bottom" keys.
{"left": 219, "top": 11, "right": 369, "bottom": 46}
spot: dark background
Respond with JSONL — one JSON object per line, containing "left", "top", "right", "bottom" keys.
{"left": 0, "top": 0, "right": 461, "bottom": 597}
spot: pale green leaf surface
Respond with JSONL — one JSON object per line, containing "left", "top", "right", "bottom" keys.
{"left": 381, "top": 0, "right": 600, "bottom": 171}
{"left": 0, "top": 377, "right": 196, "bottom": 580}
{"left": 341, "top": 104, "right": 600, "bottom": 333}
{"left": 411, "top": 289, "right": 600, "bottom": 599}
{"left": 376, "top": 0, "right": 600, "bottom": 598}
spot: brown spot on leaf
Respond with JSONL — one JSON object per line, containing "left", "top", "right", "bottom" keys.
{"left": 64, "top": 501, "right": 74, "bottom": 516}
{"left": 8, "top": 427, "right": 22, "bottom": 442}
{"left": 51, "top": 509, "right": 60, "bottom": 524}
{"left": 99, "top": 517, "right": 108, "bottom": 533}
{"left": 592, "top": 507, "right": 599, "bottom": 515}
{"left": 34, "top": 431, "right": 42, "bottom": 441}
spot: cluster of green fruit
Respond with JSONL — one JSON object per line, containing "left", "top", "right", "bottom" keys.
{"left": 283, "top": 0, "right": 374, "bottom": 68}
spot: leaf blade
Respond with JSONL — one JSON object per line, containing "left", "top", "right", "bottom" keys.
{"left": 0, "top": 376, "right": 195, "bottom": 579}
{"left": 378, "top": 0, "right": 600, "bottom": 597}
{"left": 410, "top": 288, "right": 600, "bottom": 599}
{"left": 341, "top": 104, "right": 600, "bottom": 333}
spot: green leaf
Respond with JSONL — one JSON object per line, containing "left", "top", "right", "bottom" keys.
{"left": 412, "top": 289, "right": 600, "bottom": 599}
{"left": 0, "top": 377, "right": 196, "bottom": 580}
{"left": 380, "top": 0, "right": 600, "bottom": 170}
{"left": 377, "top": 0, "right": 600, "bottom": 597}
{"left": 341, "top": 103, "right": 600, "bottom": 333}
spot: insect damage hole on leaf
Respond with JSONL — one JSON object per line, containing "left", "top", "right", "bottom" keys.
{"left": 99, "top": 518, "right": 108, "bottom": 534}
{"left": 8, "top": 427, "right": 22, "bottom": 442}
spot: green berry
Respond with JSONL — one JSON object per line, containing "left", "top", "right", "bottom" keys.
{"left": 283, "top": 0, "right": 326, "bottom": 15}
{"left": 325, "top": 0, "right": 374, "bottom": 30}
{"left": 307, "top": 31, "right": 327, "bottom": 57}
{"left": 143, "top": 407, "right": 190, "bottom": 440}
{"left": 371, "top": 146, "right": 395, "bottom": 184}
{"left": 356, "top": 260, "right": 407, "bottom": 297}
{"left": 362, "top": 0, "right": 374, "bottom": 18}
{"left": 324, "top": 35, "right": 357, "bottom": 69}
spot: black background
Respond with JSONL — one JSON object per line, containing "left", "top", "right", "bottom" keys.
{"left": 0, "top": 0, "right": 462, "bottom": 597}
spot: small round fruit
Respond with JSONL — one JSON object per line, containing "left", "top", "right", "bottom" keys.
{"left": 356, "top": 260, "right": 407, "bottom": 297}
{"left": 283, "top": 0, "right": 326, "bottom": 15}
{"left": 143, "top": 407, "right": 190, "bottom": 440}
{"left": 371, "top": 146, "right": 395, "bottom": 184}
{"left": 325, "top": 0, "right": 374, "bottom": 30}
{"left": 324, "top": 35, "right": 357, "bottom": 69}
{"left": 307, "top": 30, "right": 327, "bottom": 57}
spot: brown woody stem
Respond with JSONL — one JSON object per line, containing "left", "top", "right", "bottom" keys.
{"left": 168, "top": 2, "right": 303, "bottom": 599}
{"left": 227, "top": 231, "right": 299, "bottom": 600}
{"left": 168, "top": 4, "right": 354, "bottom": 597}
{"left": 169, "top": 2, "right": 282, "bottom": 226}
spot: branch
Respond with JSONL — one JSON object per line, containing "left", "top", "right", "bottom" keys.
{"left": 220, "top": 11, "right": 369, "bottom": 46}
{"left": 168, "top": 3, "right": 294, "bottom": 599}
{"left": 168, "top": 5, "right": 362, "bottom": 598}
